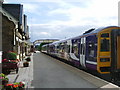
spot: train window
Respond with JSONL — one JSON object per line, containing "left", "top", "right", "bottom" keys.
{"left": 64, "top": 42, "right": 68, "bottom": 53}
{"left": 101, "top": 33, "right": 109, "bottom": 38}
{"left": 66, "top": 45, "right": 70, "bottom": 53}
{"left": 88, "top": 42, "right": 94, "bottom": 57}
{"left": 100, "top": 39, "right": 109, "bottom": 52}
{"left": 72, "top": 43, "right": 78, "bottom": 57}
{"left": 80, "top": 44, "right": 83, "bottom": 54}
{"left": 83, "top": 44, "right": 85, "bottom": 54}
{"left": 57, "top": 45, "right": 59, "bottom": 49}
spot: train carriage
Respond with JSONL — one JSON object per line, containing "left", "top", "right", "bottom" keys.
{"left": 41, "top": 26, "right": 120, "bottom": 78}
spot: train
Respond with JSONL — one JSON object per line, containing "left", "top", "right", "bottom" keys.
{"left": 41, "top": 26, "right": 120, "bottom": 82}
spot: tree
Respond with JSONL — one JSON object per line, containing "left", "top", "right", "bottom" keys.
{"left": 38, "top": 43, "right": 48, "bottom": 51}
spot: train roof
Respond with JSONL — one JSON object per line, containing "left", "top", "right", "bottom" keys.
{"left": 84, "top": 26, "right": 119, "bottom": 35}
{"left": 69, "top": 26, "right": 119, "bottom": 39}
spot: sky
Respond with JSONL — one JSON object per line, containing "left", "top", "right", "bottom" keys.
{"left": 4, "top": 0, "right": 120, "bottom": 42}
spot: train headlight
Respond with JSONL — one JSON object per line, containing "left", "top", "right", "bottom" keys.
{"left": 100, "top": 58, "right": 110, "bottom": 62}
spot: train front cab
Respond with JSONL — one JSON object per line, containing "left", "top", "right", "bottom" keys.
{"left": 97, "top": 27, "right": 120, "bottom": 76}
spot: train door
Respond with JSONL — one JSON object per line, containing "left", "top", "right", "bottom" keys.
{"left": 80, "top": 37, "right": 86, "bottom": 67}
{"left": 111, "top": 29, "right": 120, "bottom": 81}
{"left": 117, "top": 36, "right": 120, "bottom": 69}
{"left": 67, "top": 40, "right": 72, "bottom": 61}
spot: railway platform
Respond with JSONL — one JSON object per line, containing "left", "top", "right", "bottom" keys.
{"left": 6, "top": 52, "right": 119, "bottom": 89}
{"left": 32, "top": 52, "right": 119, "bottom": 88}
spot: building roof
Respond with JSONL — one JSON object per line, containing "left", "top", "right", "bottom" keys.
{"left": 0, "top": 0, "right": 4, "bottom": 3}
{"left": 2, "top": 4, "right": 23, "bottom": 25}
{"left": 0, "top": 5, "right": 18, "bottom": 24}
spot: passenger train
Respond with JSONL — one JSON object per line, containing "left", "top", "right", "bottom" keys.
{"left": 41, "top": 26, "right": 120, "bottom": 81}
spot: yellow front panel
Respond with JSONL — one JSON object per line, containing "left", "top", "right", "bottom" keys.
{"left": 97, "top": 28, "right": 111, "bottom": 74}
{"left": 99, "top": 62, "right": 110, "bottom": 66}
{"left": 99, "top": 52, "right": 110, "bottom": 57}
{"left": 97, "top": 27, "right": 120, "bottom": 74}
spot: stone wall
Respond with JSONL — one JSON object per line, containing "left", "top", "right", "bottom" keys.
{"left": 0, "top": 12, "right": 2, "bottom": 51}
{"left": 2, "top": 15, "right": 15, "bottom": 59}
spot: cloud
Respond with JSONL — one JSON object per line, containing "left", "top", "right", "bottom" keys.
{"left": 29, "top": 0, "right": 119, "bottom": 41}
{"left": 40, "top": 32, "right": 51, "bottom": 36}
{"left": 47, "top": 0, "right": 119, "bottom": 27}
{"left": 4, "top": 0, "right": 120, "bottom": 42}
{"left": 5, "top": 0, "right": 83, "bottom": 3}
{"left": 27, "top": 0, "right": 118, "bottom": 27}
{"left": 23, "top": 3, "right": 40, "bottom": 13}
{"left": 29, "top": 23, "right": 94, "bottom": 42}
